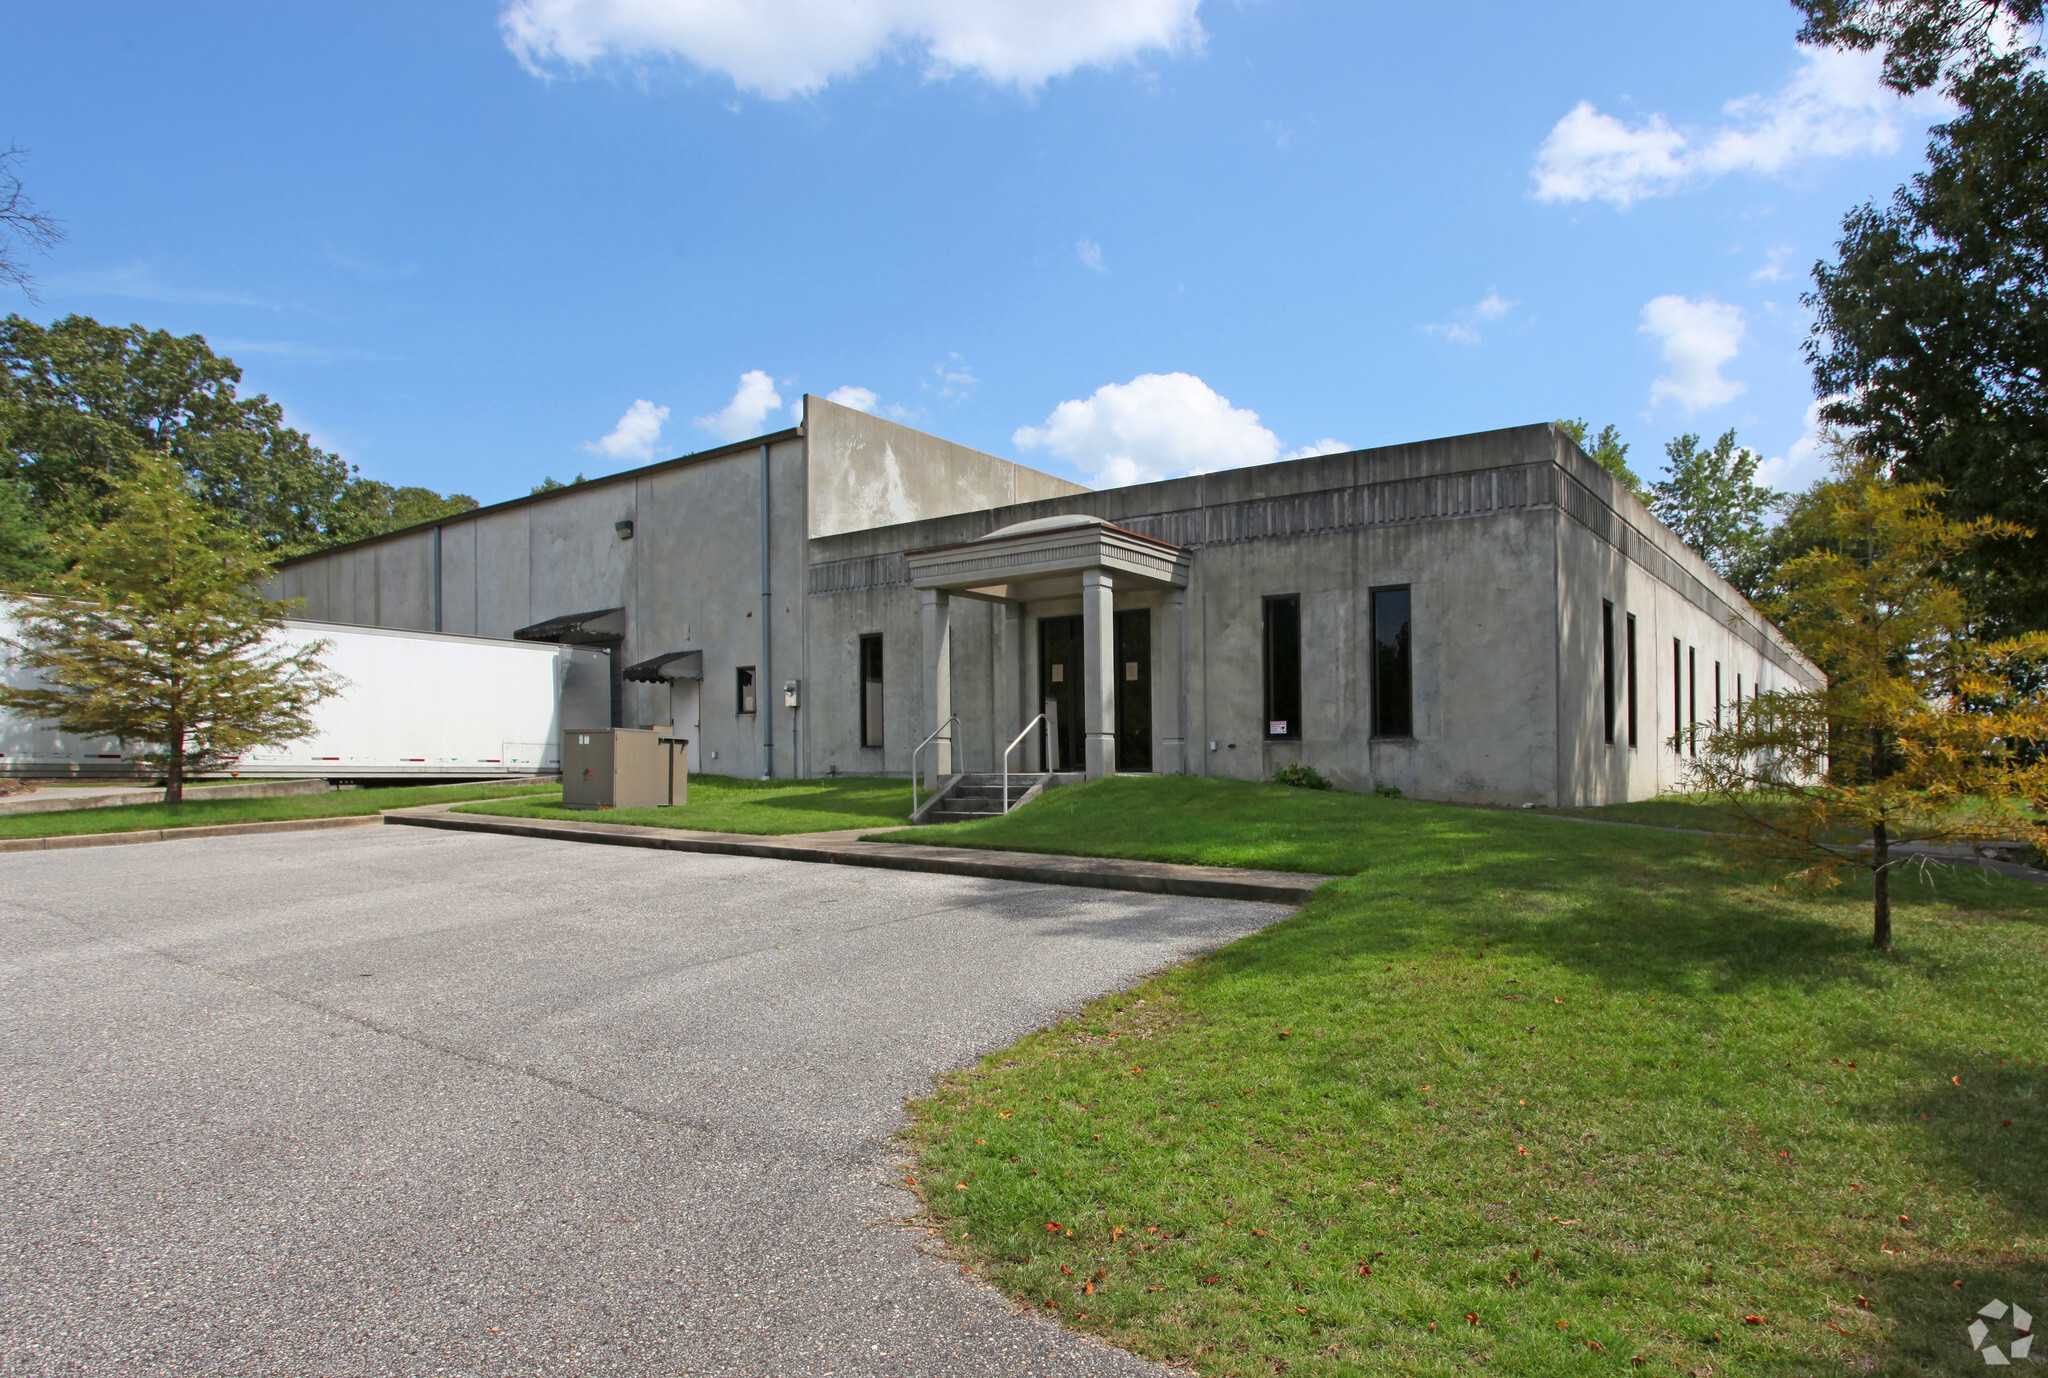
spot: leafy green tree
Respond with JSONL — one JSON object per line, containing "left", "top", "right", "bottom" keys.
{"left": 1805, "top": 56, "right": 2048, "bottom": 637}
{"left": 1556, "top": 418, "right": 1644, "bottom": 494}
{"left": 531, "top": 473, "right": 585, "bottom": 495}
{"left": 1646, "top": 429, "right": 1783, "bottom": 598}
{"left": 0, "top": 453, "right": 340, "bottom": 802}
{"left": 337, "top": 480, "right": 478, "bottom": 539}
{"left": 1682, "top": 446, "right": 2048, "bottom": 951}
{"left": 0, "top": 314, "right": 474, "bottom": 558}
{"left": 1794, "top": 0, "right": 2042, "bottom": 94}
{"left": 0, "top": 475, "right": 54, "bottom": 588}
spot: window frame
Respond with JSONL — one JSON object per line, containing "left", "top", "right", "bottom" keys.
{"left": 1261, "top": 594, "right": 1303, "bottom": 742}
{"left": 857, "top": 634, "right": 883, "bottom": 748}
{"left": 1370, "top": 584, "right": 1414, "bottom": 740}
{"left": 1625, "top": 612, "right": 1639, "bottom": 748}
{"left": 736, "top": 665, "right": 757, "bottom": 716}
{"left": 1602, "top": 600, "right": 1616, "bottom": 746}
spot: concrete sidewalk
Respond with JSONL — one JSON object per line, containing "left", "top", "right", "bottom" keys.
{"left": 384, "top": 803, "right": 1331, "bottom": 905}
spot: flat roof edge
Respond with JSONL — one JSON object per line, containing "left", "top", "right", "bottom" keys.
{"left": 278, "top": 426, "right": 803, "bottom": 568}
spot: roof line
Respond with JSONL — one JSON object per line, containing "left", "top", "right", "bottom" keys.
{"left": 279, "top": 426, "right": 803, "bottom": 567}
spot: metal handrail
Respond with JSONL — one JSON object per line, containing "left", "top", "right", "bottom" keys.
{"left": 910, "top": 715, "right": 959, "bottom": 819}
{"left": 1001, "top": 713, "right": 1047, "bottom": 814}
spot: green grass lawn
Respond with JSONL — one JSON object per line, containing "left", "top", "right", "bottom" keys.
{"left": 901, "top": 777, "right": 2047, "bottom": 1376}
{"left": 454, "top": 773, "right": 911, "bottom": 835}
{"left": 1550, "top": 792, "right": 1743, "bottom": 832}
{"left": 0, "top": 781, "right": 562, "bottom": 840}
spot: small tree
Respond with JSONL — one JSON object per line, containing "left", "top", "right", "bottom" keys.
{"left": 1557, "top": 418, "right": 1644, "bottom": 494}
{"left": 0, "top": 452, "right": 340, "bottom": 801}
{"left": 1683, "top": 443, "right": 2048, "bottom": 950}
{"left": 1648, "top": 429, "right": 1783, "bottom": 599}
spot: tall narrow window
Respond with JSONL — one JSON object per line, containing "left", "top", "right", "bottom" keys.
{"left": 1626, "top": 613, "right": 1638, "bottom": 747}
{"left": 1372, "top": 586, "right": 1413, "bottom": 738}
{"left": 1602, "top": 600, "right": 1616, "bottom": 746}
{"left": 1715, "top": 661, "right": 1724, "bottom": 730}
{"left": 1687, "top": 647, "right": 1697, "bottom": 757}
{"left": 1735, "top": 672, "right": 1744, "bottom": 731}
{"left": 858, "top": 634, "right": 883, "bottom": 748}
{"left": 736, "top": 665, "right": 757, "bottom": 715}
{"left": 1262, "top": 595, "right": 1302, "bottom": 740}
{"left": 1673, "top": 638, "right": 1683, "bottom": 753}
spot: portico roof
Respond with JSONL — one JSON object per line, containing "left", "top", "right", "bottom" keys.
{"left": 905, "top": 514, "right": 1189, "bottom": 603}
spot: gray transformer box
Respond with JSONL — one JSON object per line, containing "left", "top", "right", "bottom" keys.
{"left": 560, "top": 728, "right": 688, "bottom": 809}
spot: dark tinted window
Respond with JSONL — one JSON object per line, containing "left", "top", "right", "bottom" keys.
{"left": 1625, "top": 614, "right": 1638, "bottom": 747}
{"left": 1602, "top": 600, "right": 1615, "bottom": 746}
{"left": 859, "top": 635, "right": 883, "bottom": 747}
{"left": 1263, "top": 595, "right": 1302, "bottom": 740}
{"left": 1372, "top": 587, "right": 1412, "bottom": 738}
{"left": 736, "top": 665, "right": 757, "bottom": 715}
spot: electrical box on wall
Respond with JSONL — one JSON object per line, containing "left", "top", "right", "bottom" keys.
{"left": 783, "top": 679, "right": 800, "bottom": 709}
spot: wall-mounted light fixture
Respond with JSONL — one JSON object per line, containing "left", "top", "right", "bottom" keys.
{"left": 615, "top": 519, "right": 635, "bottom": 540}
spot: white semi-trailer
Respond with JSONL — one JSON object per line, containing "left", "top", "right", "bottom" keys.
{"left": 0, "top": 610, "right": 611, "bottom": 780}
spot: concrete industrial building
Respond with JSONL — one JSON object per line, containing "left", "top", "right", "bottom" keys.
{"left": 273, "top": 396, "right": 1821, "bottom": 807}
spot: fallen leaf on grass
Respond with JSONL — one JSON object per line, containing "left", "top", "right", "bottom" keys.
{"left": 1111, "top": 1225, "right": 1124, "bottom": 1241}
{"left": 1586, "top": 1340, "right": 1605, "bottom": 1353}
{"left": 1745, "top": 1315, "right": 1766, "bottom": 1325}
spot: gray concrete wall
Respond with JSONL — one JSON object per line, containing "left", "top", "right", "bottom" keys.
{"left": 803, "top": 395, "right": 1086, "bottom": 539}
{"left": 272, "top": 434, "right": 814, "bottom": 781}
{"left": 802, "top": 423, "right": 1820, "bottom": 806}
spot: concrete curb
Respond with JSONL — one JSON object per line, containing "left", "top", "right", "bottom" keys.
{"left": 385, "top": 806, "right": 1329, "bottom": 905}
{"left": 0, "top": 812, "right": 383, "bottom": 853}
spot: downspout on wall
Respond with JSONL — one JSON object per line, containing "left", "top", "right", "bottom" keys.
{"left": 431, "top": 526, "right": 442, "bottom": 634}
{"left": 761, "top": 441, "right": 773, "bottom": 779}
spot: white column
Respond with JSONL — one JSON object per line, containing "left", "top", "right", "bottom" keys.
{"left": 1081, "top": 569, "right": 1116, "bottom": 780}
{"left": 999, "top": 602, "right": 1025, "bottom": 773}
{"left": 1161, "top": 586, "right": 1187, "bottom": 775}
{"left": 920, "top": 588, "right": 952, "bottom": 789}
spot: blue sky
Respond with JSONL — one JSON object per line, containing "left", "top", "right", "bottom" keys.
{"left": 5, "top": 0, "right": 1950, "bottom": 504}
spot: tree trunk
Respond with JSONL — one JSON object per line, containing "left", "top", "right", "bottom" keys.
{"left": 1871, "top": 818, "right": 1892, "bottom": 952}
{"left": 164, "top": 719, "right": 184, "bottom": 806}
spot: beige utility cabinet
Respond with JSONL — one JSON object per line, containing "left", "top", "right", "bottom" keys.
{"left": 560, "top": 728, "right": 688, "bottom": 809}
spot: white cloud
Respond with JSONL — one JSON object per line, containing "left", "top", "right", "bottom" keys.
{"left": 1424, "top": 291, "right": 1515, "bottom": 345}
{"left": 1474, "top": 292, "right": 1514, "bottom": 322}
{"left": 1284, "top": 438, "right": 1351, "bottom": 460}
{"left": 824, "top": 385, "right": 879, "bottom": 413}
{"left": 1533, "top": 45, "right": 1946, "bottom": 208}
{"left": 925, "top": 352, "right": 977, "bottom": 399}
{"left": 501, "top": 0, "right": 1205, "bottom": 99}
{"left": 1753, "top": 396, "right": 1846, "bottom": 491}
{"left": 1076, "top": 237, "right": 1106, "bottom": 272}
{"left": 1640, "top": 295, "right": 1747, "bottom": 411}
{"left": 1424, "top": 322, "right": 1482, "bottom": 345}
{"left": 1014, "top": 372, "right": 1283, "bottom": 486}
{"left": 583, "top": 398, "right": 671, "bottom": 461}
{"left": 694, "top": 369, "right": 783, "bottom": 441}
{"left": 1751, "top": 244, "right": 1798, "bottom": 282}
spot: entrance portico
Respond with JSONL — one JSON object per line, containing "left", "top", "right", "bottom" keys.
{"left": 905, "top": 515, "right": 1192, "bottom": 784}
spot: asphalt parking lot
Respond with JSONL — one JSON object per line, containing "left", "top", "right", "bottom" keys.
{"left": 0, "top": 826, "right": 1283, "bottom": 1377}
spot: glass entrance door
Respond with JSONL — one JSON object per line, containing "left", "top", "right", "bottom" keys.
{"left": 1037, "top": 615, "right": 1085, "bottom": 771}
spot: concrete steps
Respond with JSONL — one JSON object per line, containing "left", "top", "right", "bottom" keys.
{"left": 922, "top": 772, "right": 1049, "bottom": 825}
